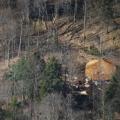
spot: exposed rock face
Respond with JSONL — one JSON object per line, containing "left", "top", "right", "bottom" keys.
{"left": 85, "top": 58, "right": 116, "bottom": 81}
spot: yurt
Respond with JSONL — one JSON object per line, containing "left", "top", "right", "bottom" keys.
{"left": 85, "top": 58, "right": 116, "bottom": 81}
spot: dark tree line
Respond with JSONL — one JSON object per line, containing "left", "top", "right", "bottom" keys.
{"left": 28, "top": 0, "right": 84, "bottom": 21}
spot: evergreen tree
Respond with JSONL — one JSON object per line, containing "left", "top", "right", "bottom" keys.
{"left": 40, "top": 57, "right": 64, "bottom": 98}
{"left": 105, "top": 66, "right": 120, "bottom": 117}
{"left": 6, "top": 57, "right": 34, "bottom": 98}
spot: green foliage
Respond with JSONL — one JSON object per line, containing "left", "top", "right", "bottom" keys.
{"left": 84, "top": 46, "right": 101, "bottom": 56}
{"left": 40, "top": 57, "right": 64, "bottom": 98}
{"left": 7, "top": 97, "right": 28, "bottom": 120}
{"left": 6, "top": 57, "right": 33, "bottom": 81}
{"left": 39, "top": 80, "right": 47, "bottom": 98}
{"left": 105, "top": 77, "right": 118, "bottom": 100}
{"left": 6, "top": 56, "right": 64, "bottom": 100}
{"left": 5, "top": 57, "right": 34, "bottom": 98}
{"left": 105, "top": 66, "right": 120, "bottom": 113}
{"left": 44, "top": 57, "right": 61, "bottom": 80}
{"left": 10, "top": 97, "right": 21, "bottom": 109}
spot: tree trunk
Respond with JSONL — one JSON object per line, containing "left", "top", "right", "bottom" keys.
{"left": 83, "top": 0, "right": 87, "bottom": 42}
{"left": 7, "top": 39, "right": 10, "bottom": 66}
{"left": 18, "top": 17, "right": 24, "bottom": 57}
{"left": 74, "top": 0, "right": 78, "bottom": 22}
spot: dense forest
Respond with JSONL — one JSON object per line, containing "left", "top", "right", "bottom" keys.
{"left": 0, "top": 0, "right": 120, "bottom": 120}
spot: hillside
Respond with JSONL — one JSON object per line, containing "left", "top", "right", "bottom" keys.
{"left": 0, "top": 0, "right": 120, "bottom": 120}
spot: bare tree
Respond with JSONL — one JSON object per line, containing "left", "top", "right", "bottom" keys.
{"left": 18, "top": 16, "right": 24, "bottom": 57}
{"left": 83, "top": 0, "right": 87, "bottom": 42}
{"left": 74, "top": 0, "right": 78, "bottom": 22}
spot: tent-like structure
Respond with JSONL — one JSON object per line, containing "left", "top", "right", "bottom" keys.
{"left": 85, "top": 58, "right": 116, "bottom": 81}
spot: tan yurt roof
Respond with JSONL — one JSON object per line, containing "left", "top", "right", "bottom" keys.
{"left": 85, "top": 58, "right": 116, "bottom": 81}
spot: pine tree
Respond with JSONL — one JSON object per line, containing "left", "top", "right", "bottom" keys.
{"left": 105, "top": 66, "right": 120, "bottom": 118}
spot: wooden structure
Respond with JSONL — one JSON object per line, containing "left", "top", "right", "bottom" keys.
{"left": 85, "top": 58, "right": 116, "bottom": 81}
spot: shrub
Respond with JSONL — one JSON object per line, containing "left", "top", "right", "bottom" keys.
{"left": 5, "top": 57, "right": 34, "bottom": 98}
{"left": 6, "top": 57, "right": 33, "bottom": 81}
{"left": 83, "top": 46, "right": 101, "bottom": 56}
{"left": 40, "top": 57, "right": 64, "bottom": 98}
{"left": 105, "top": 66, "right": 120, "bottom": 113}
